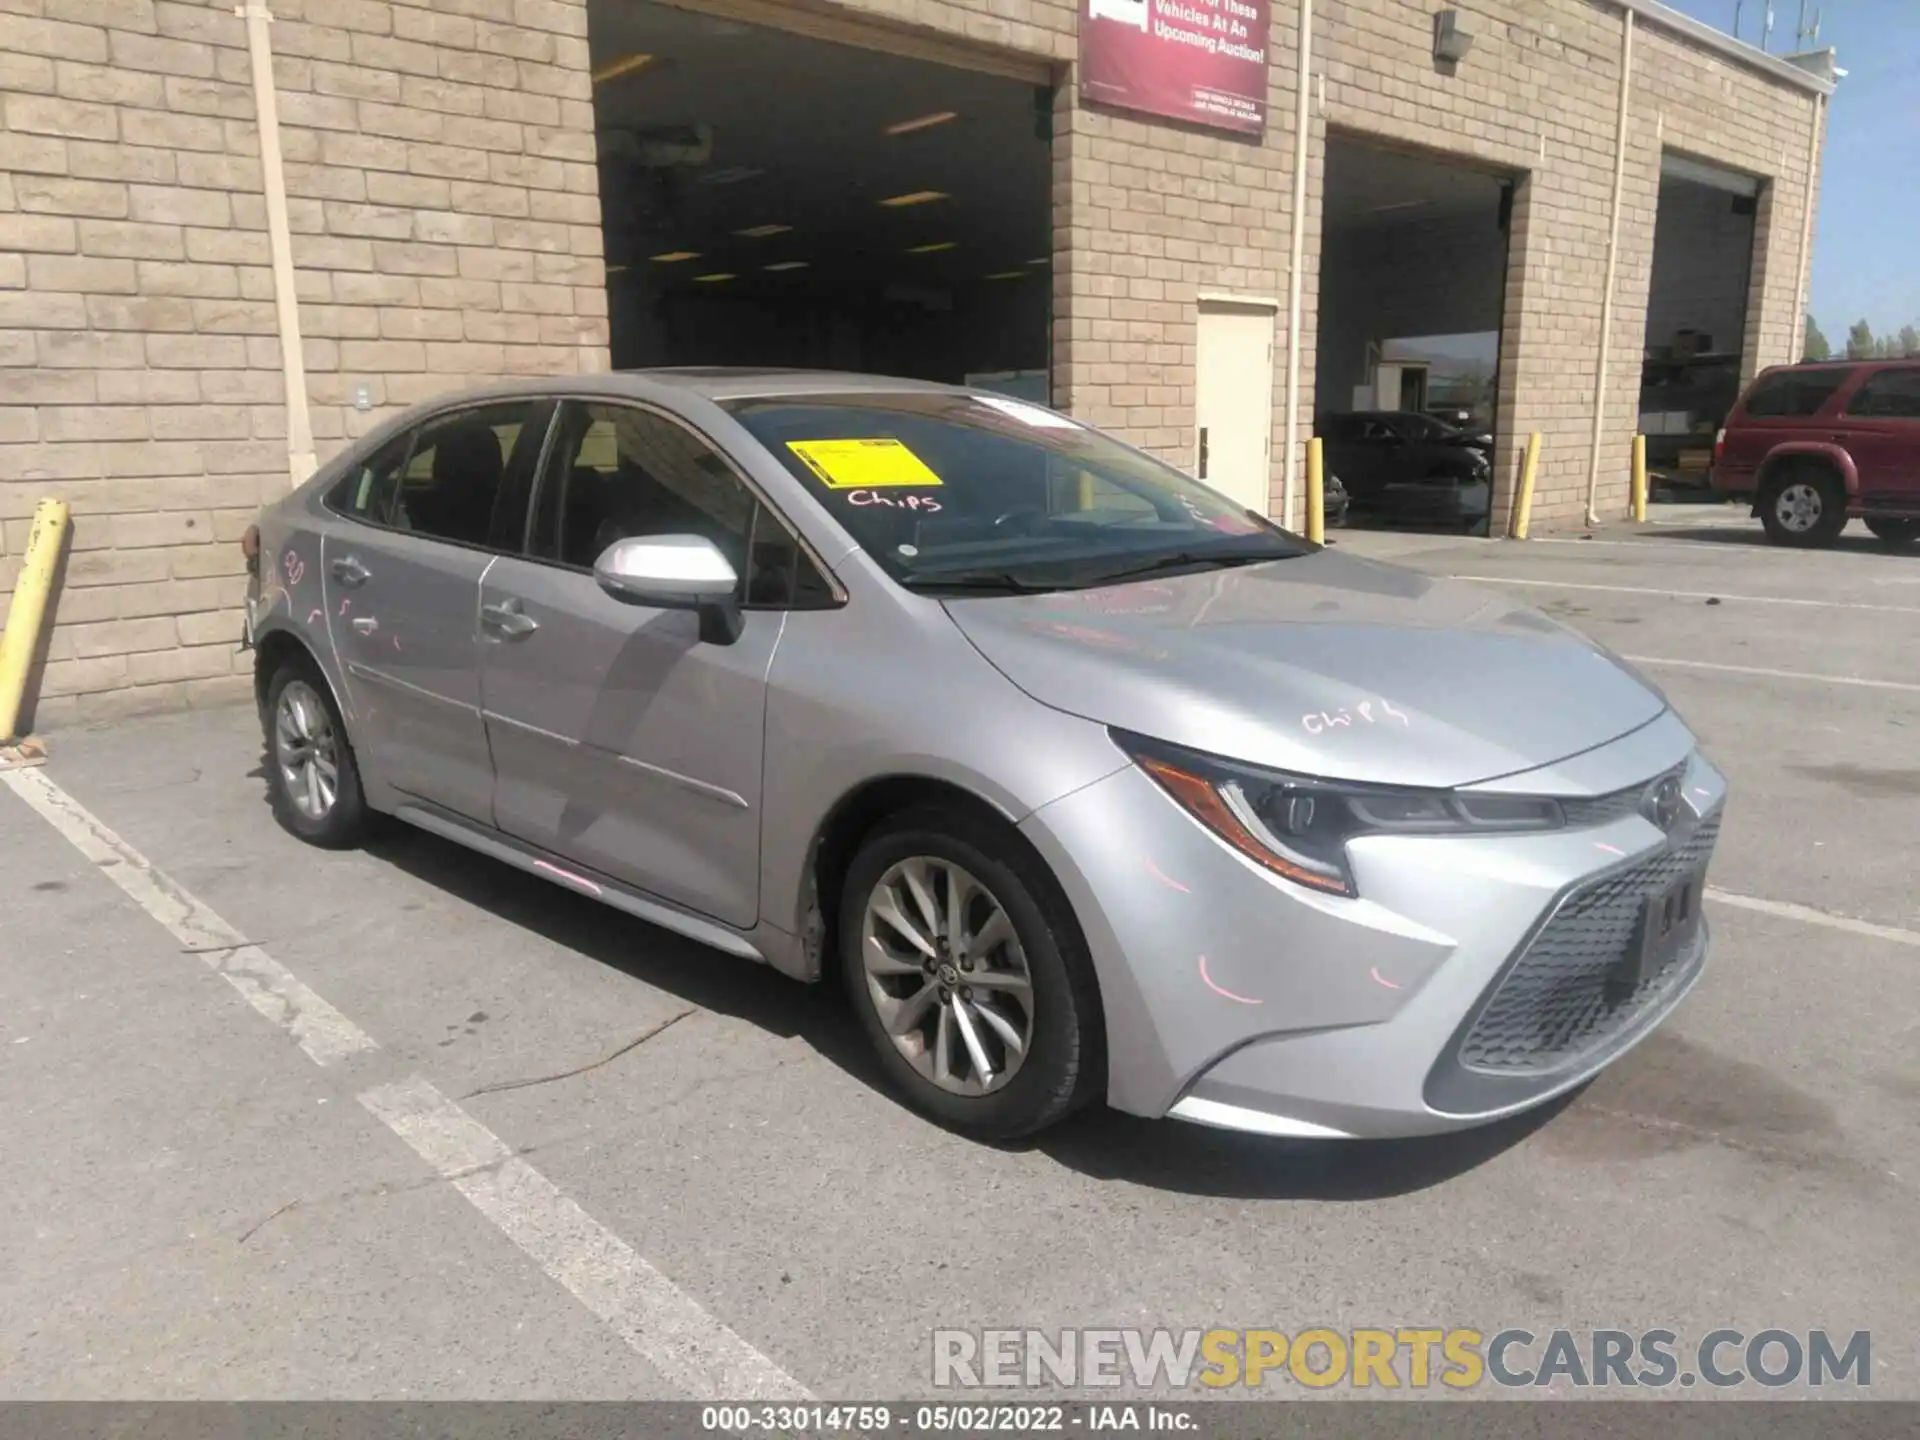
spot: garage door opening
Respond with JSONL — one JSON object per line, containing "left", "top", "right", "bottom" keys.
{"left": 1315, "top": 135, "right": 1511, "bottom": 534}
{"left": 587, "top": 1, "right": 1054, "bottom": 394}
{"left": 1637, "top": 153, "right": 1761, "bottom": 497}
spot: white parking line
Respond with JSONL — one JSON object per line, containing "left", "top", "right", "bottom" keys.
{"left": 1451, "top": 574, "right": 1920, "bottom": 614}
{"left": 1524, "top": 536, "right": 1743, "bottom": 551}
{"left": 1706, "top": 889, "right": 1920, "bottom": 949}
{"left": 6, "top": 763, "right": 810, "bottom": 1403}
{"left": 1623, "top": 655, "right": 1920, "bottom": 693}
{"left": 0, "top": 766, "right": 375, "bottom": 1066}
{"left": 363, "top": 1076, "right": 814, "bottom": 1402}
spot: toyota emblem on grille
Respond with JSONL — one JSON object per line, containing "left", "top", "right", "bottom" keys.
{"left": 1643, "top": 774, "right": 1685, "bottom": 832}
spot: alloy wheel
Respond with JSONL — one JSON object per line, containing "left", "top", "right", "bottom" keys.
{"left": 860, "top": 856, "right": 1035, "bottom": 1096}
{"left": 274, "top": 680, "right": 340, "bottom": 821}
{"left": 1774, "top": 481, "right": 1823, "bottom": 534}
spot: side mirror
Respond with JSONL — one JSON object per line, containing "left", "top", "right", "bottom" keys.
{"left": 592, "top": 534, "right": 744, "bottom": 645}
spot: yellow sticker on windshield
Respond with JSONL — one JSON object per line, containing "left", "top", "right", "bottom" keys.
{"left": 787, "top": 438, "right": 943, "bottom": 489}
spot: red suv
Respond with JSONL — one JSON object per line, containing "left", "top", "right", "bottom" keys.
{"left": 1711, "top": 359, "right": 1920, "bottom": 548}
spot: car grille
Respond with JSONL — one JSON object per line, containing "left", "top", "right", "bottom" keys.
{"left": 1557, "top": 763, "right": 1685, "bottom": 829}
{"left": 1457, "top": 813, "right": 1720, "bottom": 1075}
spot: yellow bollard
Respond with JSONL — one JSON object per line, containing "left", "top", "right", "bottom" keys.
{"left": 0, "top": 497, "right": 71, "bottom": 746}
{"left": 1305, "top": 436, "right": 1325, "bottom": 544}
{"left": 1631, "top": 434, "right": 1648, "bottom": 523}
{"left": 1508, "top": 432, "right": 1542, "bottom": 540}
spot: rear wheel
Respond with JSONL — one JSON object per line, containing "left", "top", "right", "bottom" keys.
{"left": 1865, "top": 518, "right": 1920, "bottom": 550}
{"left": 1758, "top": 466, "right": 1847, "bottom": 547}
{"left": 838, "top": 806, "right": 1102, "bottom": 1140}
{"left": 264, "top": 658, "right": 371, "bottom": 848}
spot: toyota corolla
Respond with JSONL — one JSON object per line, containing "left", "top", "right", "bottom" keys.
{"left": 242, "top": 369, "right": 1725, "bottom": 1141}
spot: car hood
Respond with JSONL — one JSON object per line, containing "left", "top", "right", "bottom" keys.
{"left": 940, "top": 550, "right": 1668, "bottom": 788}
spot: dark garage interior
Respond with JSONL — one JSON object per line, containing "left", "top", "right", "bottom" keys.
{"left": 1315, "top": 134, "right": 1511, "bottom": 532}
{"left": 1637, "top": 153, "right": 1760, "bottom": 491}
{"left": 586, "top": 1, "right": 1054, "bottom": 393}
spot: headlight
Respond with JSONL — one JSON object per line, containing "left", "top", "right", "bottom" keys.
{"left": 1115, "top": 730, "right": 1564, "bottom": 898}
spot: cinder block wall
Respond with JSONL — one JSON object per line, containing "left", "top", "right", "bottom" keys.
{"left": 1, "top": 0, "right": 1823, "bottom": 726}
{"left": 0, "top": 0, "right": 606, "bottom": 727}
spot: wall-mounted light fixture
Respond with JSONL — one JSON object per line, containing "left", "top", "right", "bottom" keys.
{"left": 1433, "top": 9, "right": 1475, "bottom": 64}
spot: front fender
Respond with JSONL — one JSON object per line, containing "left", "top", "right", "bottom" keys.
{"left": 1756, "top": 441, "right": 1858, "bottom": 500}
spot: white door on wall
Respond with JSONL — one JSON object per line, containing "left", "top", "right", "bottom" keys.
{"left": 1195, "top": 300, "right": 1277, "bottom": 516}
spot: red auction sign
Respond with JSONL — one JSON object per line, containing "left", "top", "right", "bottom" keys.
{"left": 1078, "top": 0, "right": 1271, "bottom": 136}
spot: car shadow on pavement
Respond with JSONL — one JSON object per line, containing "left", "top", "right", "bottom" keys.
{"left": 1025, "top": 1091, "right": 1574, "bottom": 1201}
{"left": 272, "top": 755, "right": 1564, "bottom": 1200}
{"left": 359, "top": 819, "right": 884, "bottom": 1079}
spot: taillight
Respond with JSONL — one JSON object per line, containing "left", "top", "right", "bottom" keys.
{"left": 1713, "top": 427, "right": 1726, "bottom": 464}
{"left": 241, "top": 522, "right": 260, "bottom": 576}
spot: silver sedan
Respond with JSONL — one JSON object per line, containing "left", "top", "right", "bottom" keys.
{"left": 243, "top": 369, "right": 1725, "bottom": 1141}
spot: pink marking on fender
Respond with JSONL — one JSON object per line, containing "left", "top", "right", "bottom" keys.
{"left": 305, "top": 608, "right": 323, "bottom": 625}
{"left": 1198, "top": 954, "right": 1261, "bottom": 1005}
{"left": 338, "top": 597, "right": 351, "bottom": 615}
{"left": 1369, "top": 965, "right": 1401, "bottom": 990}
{"left": 1143, "top": 855, "right": 1191, "bottom": 893}
{"left": 1594, "top": 841, "right": 1627, "bottom": 856}
{"left": 534, "top": 859, "right": 602, "bottom": 896}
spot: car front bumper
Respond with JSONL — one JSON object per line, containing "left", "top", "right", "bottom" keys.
{"left": 1019, "top": 710, "right": 1726, "bottom": 1139}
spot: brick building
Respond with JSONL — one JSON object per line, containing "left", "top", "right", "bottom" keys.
{"left": 1, "top": 0, "right": 1832, "bottom": 724}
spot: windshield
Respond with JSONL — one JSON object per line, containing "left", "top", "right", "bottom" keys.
{"left": 724, "top": 391, "right": 1310, "bottom": 593}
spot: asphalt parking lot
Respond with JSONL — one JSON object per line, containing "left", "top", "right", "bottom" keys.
{"left": 4, "top": 504, "right": 1917, "bottom": 1400}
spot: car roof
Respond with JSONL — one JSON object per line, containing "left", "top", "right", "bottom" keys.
{"left": 1767, "top": 359, "right": 1920, "bottom": 372}
{"left": 385, "top": 369, "right": 977, "bottom": 415}
{"left": 627, "top": 367, "right": 973, "bottom": 401}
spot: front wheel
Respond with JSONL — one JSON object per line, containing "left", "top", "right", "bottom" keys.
{"left": 1865, "top": 518, "right": 1920, "bottom": 550}
{"left": 839, "top": 808, "right": 1102, "bottom": 1140}
{"left": 1758, "top": 469, "right": 1847, "bottom": 547}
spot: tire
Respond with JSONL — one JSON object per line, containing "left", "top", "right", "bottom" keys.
{"left": 263, "top": 655, "right": 372, "bottom": 848}
{"left": 838, "top": 806, "right": 1103, "bottom": 1140}
{"left": 1865, "top": 518, "right": 1920, "bottom": 550}
{"left": 1758, "top": 465, "right": 1848, "bottom": 548}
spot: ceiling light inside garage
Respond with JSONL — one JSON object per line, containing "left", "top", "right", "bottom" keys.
{"left": 1027, "top": 256, "right": 1049, "bottom": 265}
{"left": 650, "top": 250, "right": 700, "bottom": 263}
{"left": 880, "top": 190, "right": 949, "bottom": 208}
{"left": 735, "top": 223, "right": 794, "bottom": 238}
{"left": 984, "top": 270, "right": 1027, "bottom": 280}
{"left": 763, "top": 261, "right": 810, "bottom": 271}
{"left": 699, "top": 167, "right": 764, "bottom": 186}
{"left": 591, "top": 52, "right": 655, "bottom": 86}
{"left": 885, "top": 111, "right": 958, "bottom": 135}
{"left": 694, "top": 272, "right": 737, "bottom": 282}
{"left": 906, "top": 241, "right": 957, "bottom": 253}
{"left": 1369, "top": 199, "right": 1430, "bottom": 215}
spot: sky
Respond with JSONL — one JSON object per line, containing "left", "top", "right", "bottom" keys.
{"left": 1663, "top": 0, "right": 1919, "bottom": 342}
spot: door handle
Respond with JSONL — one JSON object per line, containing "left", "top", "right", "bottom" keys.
{"left": 351, "top": 616, "right": 379, "bottom": 636}
{"left": 1197, "top": 426, "right": 1209, "bottom": 480}
{"left": 331, "top": 555, "right": 370, "bottom": 587}
{"left": 480, "top": 598, "right": 539, "bottom": 640}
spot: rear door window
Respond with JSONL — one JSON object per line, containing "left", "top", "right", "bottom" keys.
{"left": 1841, "top": 369, "right": 1920, "bottom": 419}
{"left": 1741, "top": 369, "right": 1851, "bottom": 418}
{"left": 394, "top": 401, "right": 550, "bottom": 549}
{"left": 327, "top": 400, "right": 553, "bottom": 552}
